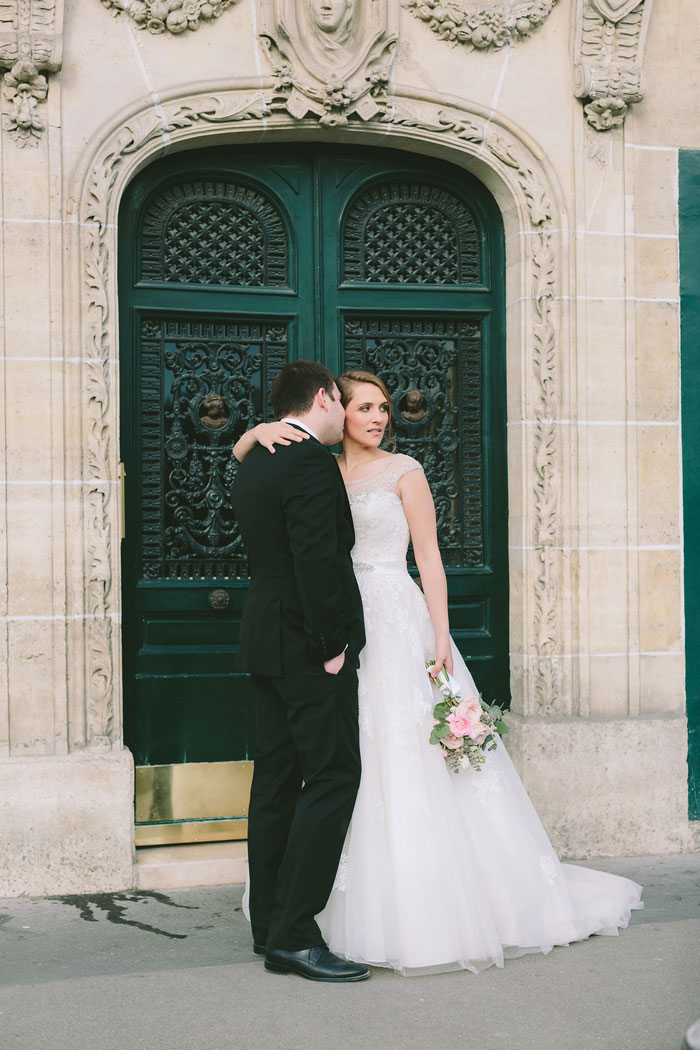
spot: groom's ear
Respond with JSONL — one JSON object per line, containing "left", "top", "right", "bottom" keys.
{"left": 316, "top": 387, "right": 330, "bottom": 411}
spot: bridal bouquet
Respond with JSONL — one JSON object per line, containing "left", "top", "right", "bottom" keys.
{"left": 427, "top": 660, "right": 508, "bottom": 773}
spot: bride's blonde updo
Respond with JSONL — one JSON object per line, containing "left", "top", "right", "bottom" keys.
{"left": 336, "top": 369, "right": 394, "bottom": 446}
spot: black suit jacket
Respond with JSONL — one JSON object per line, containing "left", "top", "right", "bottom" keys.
{"left": 232, "top": 433, "right": 365, "bottom": 677}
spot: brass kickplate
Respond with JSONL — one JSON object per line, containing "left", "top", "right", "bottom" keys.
{"left": 135, "top": 761, "right": 253, "bottom": 847}
{"left": 135, "top": 818, "right": 249, "bottom": 848}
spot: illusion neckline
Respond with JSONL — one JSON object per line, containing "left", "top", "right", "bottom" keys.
{"left": 340, "top": 455, "right": 396, "bottom": 487}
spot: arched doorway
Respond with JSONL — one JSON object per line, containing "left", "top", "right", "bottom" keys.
{"left": 118, "top": 144, "right": 508, "bottom": 845}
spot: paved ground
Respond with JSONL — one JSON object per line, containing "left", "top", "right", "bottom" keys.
{"left": 1, "top": 854, "right": 699, "bottom": 1050}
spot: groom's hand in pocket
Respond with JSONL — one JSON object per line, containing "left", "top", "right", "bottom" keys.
{"left": 324, "top": 651, "right": 346, "bottom": 676}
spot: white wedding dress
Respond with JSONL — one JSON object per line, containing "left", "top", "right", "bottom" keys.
{"left": 315, "top": 453, "right": 642, "bottom": 976}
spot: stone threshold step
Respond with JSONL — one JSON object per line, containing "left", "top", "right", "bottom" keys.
{"left": 135, "top": 841, "right": 248, "bottom": 891}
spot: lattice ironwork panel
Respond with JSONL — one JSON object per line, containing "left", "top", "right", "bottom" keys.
{"left": 343, "top": 182, "right": 482, "bottom": 285}
{"left": 139, "top": 317, "right": 288, "bottom": 581}
{"left": 344, "top": 316, "right": 484, "bottom": 568}
{"left": 139, "top": 180, "right": 288, "bottom": 287}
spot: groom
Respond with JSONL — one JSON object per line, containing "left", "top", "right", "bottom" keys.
{"left": 232, "top": 360, "right": 368, "bottom": 982}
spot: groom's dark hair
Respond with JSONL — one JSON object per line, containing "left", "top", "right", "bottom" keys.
{"left": 271, "top": 360, "right": 338, "bottom": 418}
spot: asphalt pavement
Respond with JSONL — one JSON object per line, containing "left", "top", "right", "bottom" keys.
{"left": 1, "top": 854, "right": 699, "bottom": 1050}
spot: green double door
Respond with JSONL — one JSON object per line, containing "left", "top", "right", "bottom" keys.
{"left": 119, "top": 145, "right": 508, "bottom": 845}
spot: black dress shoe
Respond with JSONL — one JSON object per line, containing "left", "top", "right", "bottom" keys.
{"left": 253, "top": 942, "right": 266, "bottom": 956}
{"left": 264, "top": 946, "right": 370, "bottom": 982}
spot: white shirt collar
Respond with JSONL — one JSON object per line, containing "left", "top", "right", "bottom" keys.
{"left": 280, "top": 417, "right": 320, "bottom": 442}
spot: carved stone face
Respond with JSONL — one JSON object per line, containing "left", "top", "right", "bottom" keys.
{"left": 309, "top": 0, "right": 353, "bottom": 35}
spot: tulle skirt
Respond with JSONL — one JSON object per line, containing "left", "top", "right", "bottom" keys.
{"left": 316, "top": 569, "right": 643, "bottom": 975}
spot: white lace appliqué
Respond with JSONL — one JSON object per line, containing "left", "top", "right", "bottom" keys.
{"left": 358, "top": 688, "right": 374, "bottom": 740}
{"left": 469, "top": 761, "right": 502, "bottom": 802}
{"left": 333, "top": 852, "right": 349, "bottom": 892}
{"left": 539, "top": 853, "right": 559, "bottom": 886}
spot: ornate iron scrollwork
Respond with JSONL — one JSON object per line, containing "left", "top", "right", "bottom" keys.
{"left": 139, "top": 179, "right": 289, "bottom": 287}
{"left": 139, "top": 317, "right": 288, "bottom": 581}
{"left": 343, "top": 181, "right": 482, "bottom": 284}
{"left": 344, "top": 316, "right": 484, "bottom": 568}
{"left": 342, "top": 178, "right": 486, "bottom": 568}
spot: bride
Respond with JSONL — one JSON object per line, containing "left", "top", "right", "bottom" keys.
{"left": 233, "top": 368, "right": 642, "bottom": 976}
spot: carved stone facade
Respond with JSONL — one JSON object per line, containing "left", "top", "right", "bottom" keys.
{"left": 0, "top": 0, "right": 696, "bottom": 895}
{"left": 70, "top": 0, "right": 655, "bottom": 137}
{"left": 574, "top": 0, "right": 654, "bottom": 130}
{"left": 0, "top": 0, "right": 63, "bottom": 145}
{"left": 260, "top": 0, "right": 399, "bottom": 124}
{"left": 99, "top": 0, "right": 242, "bottom": 35}
{"left": 402, "top": 0, "right": 560, "bottom": 51}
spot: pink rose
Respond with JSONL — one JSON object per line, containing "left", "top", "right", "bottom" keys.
{"left": 446, "top": 712, "right": 473, "bottom": 738}
{"left": 441, "top": 732, "right": 462, "bottom": 750}
{"left": 461, "top": 696, "right": 483, "bottom": 724}
{"left": 469, "top": 722, "right": 490, "bottom": 745}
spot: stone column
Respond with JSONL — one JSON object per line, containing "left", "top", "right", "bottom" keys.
{"left": 509, "top": 112, "right": 689, "bottom": 857}
{"left": 0, "top": 79, "right": 134, "bottom": 898}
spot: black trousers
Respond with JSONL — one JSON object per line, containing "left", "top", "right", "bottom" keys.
{"left": 247, "top": 660, "right": 361, "bottom": 951}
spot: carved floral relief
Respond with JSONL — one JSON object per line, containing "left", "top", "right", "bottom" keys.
{"left": 574, "top": 0, "right": 654, "bottom": 130}
{"left": 0, "top": 0, "right": 63, "bottom": 146}
{"left": 99, "top": 0, "right": 242, "bottom": 36}
{"left": 402, "top": 0, "right": 560, "bottom": 51}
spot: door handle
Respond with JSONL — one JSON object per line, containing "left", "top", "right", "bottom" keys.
{"left": 208, "top": 588, "right": 230, "bottom": 611}
{"left": 119, "top": 461, "right": 126, "bottom": 540}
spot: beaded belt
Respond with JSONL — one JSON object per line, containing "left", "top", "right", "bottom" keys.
{"left": 352, "top": 560, "right": 406, "bottom": 575}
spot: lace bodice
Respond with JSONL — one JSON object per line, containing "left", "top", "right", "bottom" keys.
{"left": 342, "top": 454, "right": 423, "bottom": 572}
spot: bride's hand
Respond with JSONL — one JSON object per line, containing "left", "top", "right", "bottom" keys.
{"left": 429, "top": 640, "right": 454, "bottom": 678}
{"left": 253, "top": 421, "right": 309, "bottom": 453}
{"left": 232, "top": 421, "right": 309, "bottom": 463}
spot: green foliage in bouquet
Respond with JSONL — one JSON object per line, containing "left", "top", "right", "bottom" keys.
{"left": 427, "top": 660, "right": 508, "bottom": 772}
